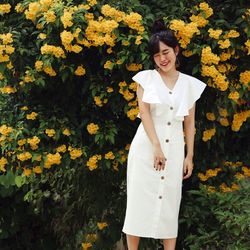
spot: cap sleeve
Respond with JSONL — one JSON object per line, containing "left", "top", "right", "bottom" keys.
{"left": 132, "top": 70, "right": 161, "bottom": 104}
{"left": 132, "top": 70, "right": 150, "bottom": 89}
{"left": 187, "top": 76, "right": 207, "bottom": 110}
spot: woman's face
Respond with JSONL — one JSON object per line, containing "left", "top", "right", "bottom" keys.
{"left": 153, "top": 41, "right": 179, "bottom": 73}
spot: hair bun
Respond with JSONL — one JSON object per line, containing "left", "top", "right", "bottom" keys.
{"left": 152, "top": 19, "right": 166, "bottom": 34}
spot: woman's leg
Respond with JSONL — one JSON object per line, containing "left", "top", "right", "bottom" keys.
{"left": 126, "top": 234, "right": 140, "bottom": 250}
{"left": 163, "top": 238, "right": 177, "bottom": 250}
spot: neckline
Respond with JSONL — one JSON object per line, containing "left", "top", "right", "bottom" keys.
{"left": 154, "top": 69, "right": 181, "bottom": 93}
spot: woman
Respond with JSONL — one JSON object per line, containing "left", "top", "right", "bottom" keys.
{"left": 122, "top": 20, "right": 207, "bottom": 250}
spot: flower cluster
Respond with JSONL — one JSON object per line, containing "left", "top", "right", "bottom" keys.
{"left": 169, "top": 20, "right": 199, "bottom": 49}
{"left": 68, "top": 147, "right": 83, "bottom": 160}
{"left": 86, "top": 154, "right": 101, "bottom": 171}
{"left": 27, "top": 136, "right": 40, "bottom": 150}
{"left": 202, "top": 128, "right": 216, "bottom": 141}
{"left": 44, "top": 152, "right": 61, "bottom": 169}
{"left": 0, "top": 4, "right": 11, "bottom": 14}
{"left": 87, "top": 123, "right": 99, "bottom": 135}
{"left": 198, "top": 168, "right": 222, "bottom": 181}
{"left": 231, "top": 110, "right": 250, "bottom": 131}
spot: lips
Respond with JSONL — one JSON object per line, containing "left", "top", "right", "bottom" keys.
{"left": 160, "top": 61, "right": 170, "bottom": 67}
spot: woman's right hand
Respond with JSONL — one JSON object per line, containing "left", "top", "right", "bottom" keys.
{"left": 153, "top": 143, "right": 167, "bottom": 171}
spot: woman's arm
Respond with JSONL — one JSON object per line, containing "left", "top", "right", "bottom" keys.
{"left": 137, "top": 84, "right": 166, "bottom": 171}
{"left": 183, "top": 104, "right": 195, "bottom": 179}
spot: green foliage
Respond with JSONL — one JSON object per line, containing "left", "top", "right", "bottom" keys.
{"left": 179, "top": 178, "right": 250, "bottom": 250}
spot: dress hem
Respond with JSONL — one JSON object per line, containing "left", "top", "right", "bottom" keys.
{"left": 122, "top": 229, "right": 177, "bottom": 239}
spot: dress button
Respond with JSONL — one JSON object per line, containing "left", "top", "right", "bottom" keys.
{"left": 169, "top": 91, "right": 172, "bottom": 94}
{"left": 161, "top": 176, "right": 164, "bottom": 180}
{"left": 167, "top": 122, "right": 171, "bottom": 126}
{"left": 170, "top": 106, "right": 173, "bottom": 110}
{"left": 165, "top": 139, "right": 169, "bottom": 143}
{"left": 159, "top": 196, "right": 162, "bottom": 199}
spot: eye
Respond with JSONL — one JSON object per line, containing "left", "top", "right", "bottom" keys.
{"left": 153, "top": 53, "right": 160, "bottom": 58}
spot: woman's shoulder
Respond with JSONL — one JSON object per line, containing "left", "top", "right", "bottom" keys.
{"left": 132, "top": 69, "right": 155, "bottom": 87}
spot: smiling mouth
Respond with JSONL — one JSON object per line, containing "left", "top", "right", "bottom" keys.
{"left": 160, "top": 61, "right": 170, "bottom": 67}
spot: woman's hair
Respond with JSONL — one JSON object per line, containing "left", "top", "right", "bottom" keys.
{"left": 148, "top": 19, "right": 179, "bottom": 57}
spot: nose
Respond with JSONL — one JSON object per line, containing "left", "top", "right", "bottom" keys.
{"left": 160, "top": 53, "right": 166, "bottom": 62}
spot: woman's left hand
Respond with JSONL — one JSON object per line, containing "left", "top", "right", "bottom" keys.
{"left": 183, "top": 156, "right": 193, "bottom": 179}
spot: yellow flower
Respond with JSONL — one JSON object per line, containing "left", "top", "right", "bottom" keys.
{"left": 201, "top": 46, "right": 220, "bottom": 65}
{"left": 61, "top": 10, "right": 73, "bottom": 29}
{"left": 87, "top": 0, "right": 97, "bottom": 7}
{"left": 26, "top": 112, "right": 38, "bottom": 120}
{"left": 17, "top": 152, "right": 32, "bottom": 161}
{"left": 0, "top": 4, "right": 11, "bottom": 14}
{"left": 0, "top": 125, "right": 13, "bottom": 136}
{"left": 44, "top": 10, "right": 56, "bottom": 23}
{"left": 206, "top": 185, "right": 216, "bottom": 193}
{"left": 69, "top": 148, "right": 82, "bottom": 160}
{"left": 94, "top": 96, "right": 103, "bottom": 107}
{"left": 18, "top": 139, "right": 26, "bottom": 146}
{"left": 106, "top": 87, "right": 114, "bottom": 93}
{"left": 41, "top": 44, "right": 65, "bottom": 58}
{"left": 206, "top": 112, "right": 215, "bottom": 121}
{"left": 218, "top": 39, "right": 231, "bottom": 49}
{"left": 105, "top": 151, "right": 115, "bottom": 160}
{"left": 15, "top": 3, "right": 25, "bottom": 13}
{"left": 23, "top": 168, "right": 32, "bottom": 176}
{"left": 86, "top": 155, "right": 101, "bottom": 171}
{"left": 0, "top": 33, "right": 13, "bottom": 44}
{"left": 35, "top": 61, "right": 43, "bottom": 72}
{"left": 126, "top": 63, "right": 142, "bottom": 71}
{"left": 199, "top": 2, "right": 213, "bottom": 18}
{"left": 0, "top": 86, "right": 17, "bottom": 94}
{"left": 218, "top": 108, "right": 228, "bottom": 117}
{"left": 82, "top": 242, "right": 92, "bottom": 250}
{"left": 228, "top": 91, "right": 240, "bottom": 102}
{"left": 45, "top": 129, "right": 56, "bottom": 137}
{"left": 202, "top": 128, "right": 216, "bottom": 141}
{"left": 189, "top": 15, "right": 208, "bottom": 28}
{"left": 104, "top": 60, "right": 113, "bottom": 70}
{"left": 56, "top": 145, "right": 67, "bottom": 153}
{"left": 63, "top": 128, "right": 71, "bottom": 136}
{"left": 97, "top": 222, "right": 108, "bottom": 230}
{"left": 38, "top": 33, "right": 47, "bottom": 40}
{"left": 214, "top": 73, "right": 229, "bottom": 91}
{"left": 231, "top": 110, "right": 250, "bottom": 131}
{"left": 87, "top": 123, "right": 99, "bottom": 135}
{"left": 219, "top": 118, "right": 229, "bottom": 127}
{"left": 60, "top": 30, "right": 74, "bottom": 45}
{"left": 44, "top": 66, "right": 57, "bottom": 76}
{"left": 107, "top": 47, "right": 112, "bottom": 54}
{"left": 44, "top": 152, "right": 61, "bottom": 169}
{"left": 122, "top": 40, "right": 130, "bottom": 46}
{"left": 182, "top": 50, "right": 193, "bottom": 57}
{"left": 135, "top": 35, "right": 142, "bottom": 45}
{"left": 239, "top": 70, "right": 250, "bottom": 86}
{"left": 24, "top": 2, "right": 40, "bottom": 22}
{"left": 208, "top": 28, "right": 222, "bottom": 39}
{"left": 33, "top": 166, "right": 42, "bottom": 174}
{"left": 127, "top": 107, "right": 139, "bottom": 120}
{"left": 245, "top": 40, "right": 250, "bottom": 55}
{"left": 75, "top": 65, "right": 86, "bottom": 76}
{"left": 223, "top": 30, "right": 240, "bottom": 39}
{"left": 0, "top": 157, "right": 8, "bottom": 172}
{"left": 27, "top": 136, "right": 40, "bottom": 150}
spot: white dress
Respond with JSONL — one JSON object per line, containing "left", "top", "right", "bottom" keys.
{"left": 122, "top": 69, "right": 207, "bottom": 239}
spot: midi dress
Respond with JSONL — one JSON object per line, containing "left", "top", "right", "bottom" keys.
{"left": 122, "top": 69, "right": 207, "bottom": 239}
